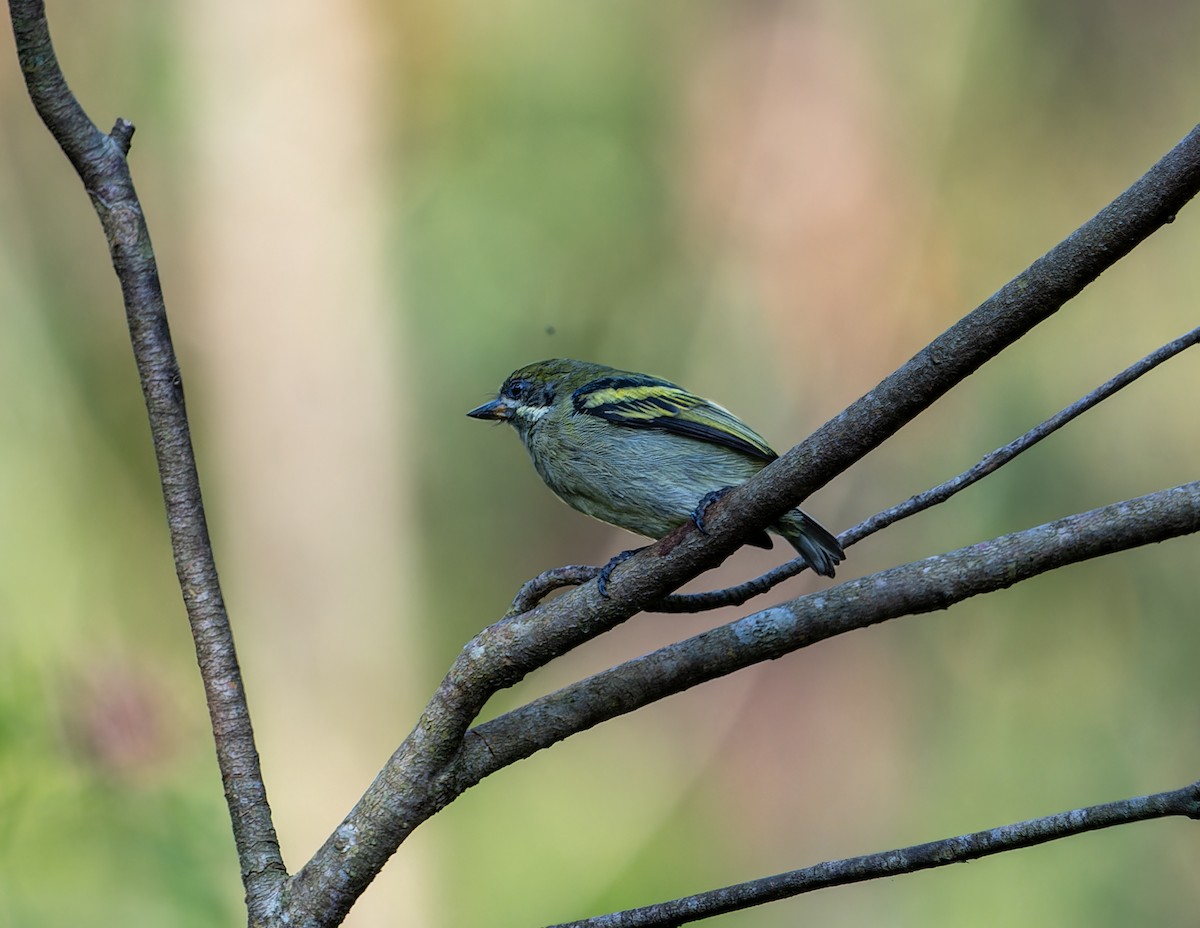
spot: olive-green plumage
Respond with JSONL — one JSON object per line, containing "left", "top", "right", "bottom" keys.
{"left": 467, "top": 359, "right": 844, "bottom": 577}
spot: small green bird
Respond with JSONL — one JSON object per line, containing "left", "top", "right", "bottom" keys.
{"left": 468, "top": 359, "right": 844, "bottom": 579}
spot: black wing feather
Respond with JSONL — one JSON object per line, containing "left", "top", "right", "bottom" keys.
{"left": 573, "top": 376, "right": 778, "bottom": 463}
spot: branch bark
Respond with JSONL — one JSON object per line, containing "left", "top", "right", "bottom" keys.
{"left": 12, "top": 1, "right": 1200, "bottom": 924}
{"left": 452, "top": 481, "right": 1200, "bottom": 789}
{"left": 547, "top": 781, "right": 1200, "bottom": 927}
{"left": 8, "top": 0, "right": 284, "bottom": 917}
{"left": 683, "top": 124, "right": 1200, "bottom": 567}
{"left": 655, "top": 322, "right": 1200, "bottom": 612}
{"left": 270, "top": 124, "right": 1200, "bottom": 926}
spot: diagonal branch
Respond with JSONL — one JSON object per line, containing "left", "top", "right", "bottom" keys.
{"left": 7, "top": 0, "right": 285, "bottom": 915}
{"left": 286, "top": 130, "right": 1200, "bottom": 926}
{"left": 841, "top": 325, "right": 1200, "bottom": 545}
{"left": 669, "top": 124, "right": 1200, "bottom": 572}
{"left": 453, "top": 482, "right": 1200, "bottom": 792}
{"left": 546, "top": 781, "right": 1200, "bottom": 927}
{"left": 511, "top": 123, "right": 1200, "bottom": 618}
{"left": 14, "top": 0, "right": 1200, "bottom": 922}
{"left": 655, "top": 322, "right": 1200, "bottom": 612}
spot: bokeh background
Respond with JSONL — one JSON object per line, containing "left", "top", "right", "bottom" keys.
{"left": 2, "top": 1, "right": 1199, "bottom": 926}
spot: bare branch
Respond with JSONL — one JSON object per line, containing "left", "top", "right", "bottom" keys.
{"left": 509, "top": 565, "right": 600, "bottom": 614}
{"left": 7, "top": 0, "right": 284, "bottom": 913}
{"left": 15, "top": 1, "right": 1200, "bottom": 922}
{"left": 658, "top": 323, "right": 1200, "bottom": 612}
{"left": 668, "top": 124, "right": 1200, "bottom": 580}
{"left": 847, "top": 324, "right": 1200, "bottom": 543}
{"left": 455, "top": 482, "right": 1200, "bottom": 791}
{"left": 500, "top": 123, "right": 1200, "bottom": 619}
{"left": 287, "top": 128, "right": 1200, "bottom": 927}
{"left": 546, "top": 781, "right": 1200, "bottom": 927}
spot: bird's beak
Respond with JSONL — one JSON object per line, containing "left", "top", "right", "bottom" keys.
{"left": 466, "top": 397, "right": 515, "bottom": 421}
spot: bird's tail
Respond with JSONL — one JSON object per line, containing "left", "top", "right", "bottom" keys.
{"left": 776, "top": 509, "right": 844, "bottom": 578}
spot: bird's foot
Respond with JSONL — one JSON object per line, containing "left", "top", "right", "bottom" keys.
{"left": 597, "top": 546, "right": 647, "bottom": 598}
{"left": 691, "top": 486, "right": 735, "bottom": 535}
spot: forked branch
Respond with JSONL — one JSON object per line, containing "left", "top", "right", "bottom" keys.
{"left": 455, "top": 481, "right": 1200, "bottom": 787}
{"left": 11, "top": 1, "right": 1200, "bottom": 925}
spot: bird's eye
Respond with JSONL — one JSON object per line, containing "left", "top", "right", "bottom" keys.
{"left": 505, "top": 380, "right": 527, "bottom": 401}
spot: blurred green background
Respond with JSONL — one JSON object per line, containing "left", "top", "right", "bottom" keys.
{"left": 2, "top": 1, "right": 1198, "bottom": 926}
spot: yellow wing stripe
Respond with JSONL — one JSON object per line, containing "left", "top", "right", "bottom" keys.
{"left": 574, "top": 376, "right": 777, "bottom": 462}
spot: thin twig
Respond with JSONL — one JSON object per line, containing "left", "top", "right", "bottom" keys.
{"left": 654, "top": 323, "right": 1200, "bottom": 612}
{"left": 8, "top": 0, "right": 284, "bottom": 914}
{"left": 509, "top": 565, "right": 599, "bottom": 615}
{"left": 545, "top": 781, "right": 1200, "bottom": 927}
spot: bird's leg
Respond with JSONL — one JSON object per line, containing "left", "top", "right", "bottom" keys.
{"left": 690, "top": 486, "right": 735, "bottom": 535}
{"left": 596, "top": 546, "right": 647, "bottom": 598}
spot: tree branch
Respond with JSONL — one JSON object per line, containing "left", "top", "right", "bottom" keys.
{"left": 511, "top": 123, "right": 1200, "bottom": 621}
{"left": 662, "top": 123, "right": 1200, "bottom": 584}
{"left": 655, "top": 322, "right": 1200, "bottom": 612}
{"left": 7, "top": 0, "right": 284, "bottom": 915}
{"left": 14, "top": 1, "right": 1200, "bottom": 922}
{"left": 509, "top": 565, "right": 601, "bottom": 614}
{"left": 455, "top": 482, "right": 1200, "bottom": 792}
{"left": 286, "top": 128, "right": 1200, "bottom": 925}
{"left": 546, "top": 781, "right": 1200, "bottom": 927}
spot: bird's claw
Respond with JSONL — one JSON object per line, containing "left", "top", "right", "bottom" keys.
{"left": 596, "top": 547, "right": 646, "bottom": 598}
{"left": 691, "top": 486, "right": 735, "bottom": 535}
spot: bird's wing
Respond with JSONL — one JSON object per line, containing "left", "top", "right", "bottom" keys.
{"left": 573, "top": 375, "right": 778, "bottom": 462}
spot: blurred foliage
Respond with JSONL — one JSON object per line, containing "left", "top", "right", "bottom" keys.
{"left": 2, "top": 1, "right": 1199, "bottom": 926}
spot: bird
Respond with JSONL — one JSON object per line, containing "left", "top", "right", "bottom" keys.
{"left": 467, "top": 358, "right": 844, "bottom": 586}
